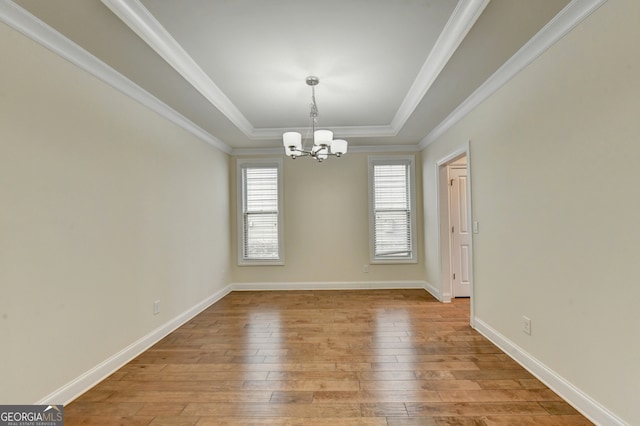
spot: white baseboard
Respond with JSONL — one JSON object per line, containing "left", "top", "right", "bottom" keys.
{"left": 36, "top": 284, "right": 233, "bottom": 406}
{"left": 35, "top": 282, "right": 442, "bottom": 406}
{"left": 474, "top": 318, "right": 627, "bottom": 426}
{"left": 231, "top": 280, "right": 428, "bottom": 291}
{"left": 423, "top": 280, "right": 442, "bottom": 301}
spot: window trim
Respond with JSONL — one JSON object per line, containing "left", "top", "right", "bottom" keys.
{"left": 237, "top": 158, "right": 284, "bottom": 266}
{"left": 368, "top": 155, "right": 417, "bottom": 264}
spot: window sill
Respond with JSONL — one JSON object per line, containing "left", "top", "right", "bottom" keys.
{"left": 237, "top": 260, "right": 285, "bottom": 267}
{"left": 369, "top": 258, "right": 418, "bottom": 265}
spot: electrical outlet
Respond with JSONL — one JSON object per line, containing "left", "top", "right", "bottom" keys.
{"left": 153, "top": 300, "right": 160, "bottom": 315}
{"left": 522, "top": 316, "right": 531, "bottom": 335}
{"left": 363, "top": 265, "right": 369, "bottom": 273}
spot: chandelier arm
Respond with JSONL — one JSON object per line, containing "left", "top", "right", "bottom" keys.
{"left": 289, "top": 147, "right": 313, "bottom": 156}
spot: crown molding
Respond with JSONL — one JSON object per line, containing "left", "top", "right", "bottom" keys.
{"left": 250, "top": 124, "right": 398, "bottom": 140}
{"left": 98, "top": 0, "right": 490, "bottom": 140}
{"left": 0, "top": 0, "right": 232, "bottom": 155}
{"left": 250, "top": 0, "right": 486, "bottom": 142}
{"left": 3, "top": 0, "right": 606, "bottom": 155}
{"left": 100, "top": 0, "right": 254, "bottom": 138}
{"left": 390, "top": 0, "right": 490, "bottom": 134}
{"left": 231, "top": 144, "right": 420, "bottom": 157}
{"left": 419, "top": 0, "right": 608, "bottom": 150}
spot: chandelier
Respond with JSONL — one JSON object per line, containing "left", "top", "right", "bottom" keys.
{"left": 282, "top": 76, "right": 348, "bottom": 162}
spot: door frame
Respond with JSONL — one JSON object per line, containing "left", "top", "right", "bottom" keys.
{"left": 435, "top": 140, "right": 475, "bottom": 327}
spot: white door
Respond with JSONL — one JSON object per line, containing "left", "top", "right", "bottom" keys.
{"left": 449, "top": 166, "right": 470, "bottom": 297}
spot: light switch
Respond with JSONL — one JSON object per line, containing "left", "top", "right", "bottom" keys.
{"left": 473, "top": 221, "right": 479, "bottom": 234}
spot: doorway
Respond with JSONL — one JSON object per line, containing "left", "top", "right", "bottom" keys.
{"left": 437, "top": 149, "right": 473, "bottom": 312}
{"left": 448, "top": 160, "right": 470, "bottom": 298}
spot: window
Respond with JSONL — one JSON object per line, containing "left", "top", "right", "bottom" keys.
{"left": 368, "top": 156, "right": 416, "bottom": 263}
{"left": 237, "top": 159, "right": 283, "bottom": 265}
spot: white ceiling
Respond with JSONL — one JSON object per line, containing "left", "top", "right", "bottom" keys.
{"left": 8, "top": 0, "right": 572, "bottom": 152}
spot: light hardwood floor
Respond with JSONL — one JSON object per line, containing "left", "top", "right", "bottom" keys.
{"left": 66, "top": 290, "right": 592, "bottom": 425}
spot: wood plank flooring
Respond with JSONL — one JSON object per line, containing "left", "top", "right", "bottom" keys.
{"left": 66, "top": 290, "right": 592, "bottom": 425}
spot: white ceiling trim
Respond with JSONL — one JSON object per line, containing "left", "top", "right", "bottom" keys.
{"left": 100, "top": 0, "right": 254, "bottom": 136}
{"left": 251, "top": 125, "right": 399, "bottom": 140}
{"left": 1, "top": 0, "right": 232, "bottom": 154}
{"left": 232, "top": 144, "right": 421, "bottom": 157}
{"left": 419, "top": 0, "right": 609, "bottom": 149}
{"left": 390, "top": 0, "right": 490, "bottom": 134}
{"left": 98, "top": 0, "right": 490, "bottom": 141}
{"left": 3, "top": 0, "right": 604, "bottom": 157}
{"left": 255, "top": 0, "right": 490, "bottom": 140}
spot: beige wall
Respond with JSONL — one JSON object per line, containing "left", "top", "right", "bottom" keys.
{"left": 4, "top": 0, "right": 638, "bottom": 421}
{"left": 230, "top": 152, "right": 426, "bottom": 285}
{"left": 0, "top": 23, "right": 230, "bottom": 403}
{"left": 422, "top": 0, "right": 640, "bottom": 423}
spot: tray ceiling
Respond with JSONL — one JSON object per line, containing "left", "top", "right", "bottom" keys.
{"left": 8, "top": 0, "right": 573, "bottom": 151}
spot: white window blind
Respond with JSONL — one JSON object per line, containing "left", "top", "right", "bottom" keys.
{"left": 370, "top": 158, "right": 415, "bottom": 262}
{"left": 241, "top": 164, "right": 281, "bottom": 262}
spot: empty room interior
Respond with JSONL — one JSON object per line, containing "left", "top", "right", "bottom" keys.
{"left": 1, "top": 0, "right": 638, "bottom": 424}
